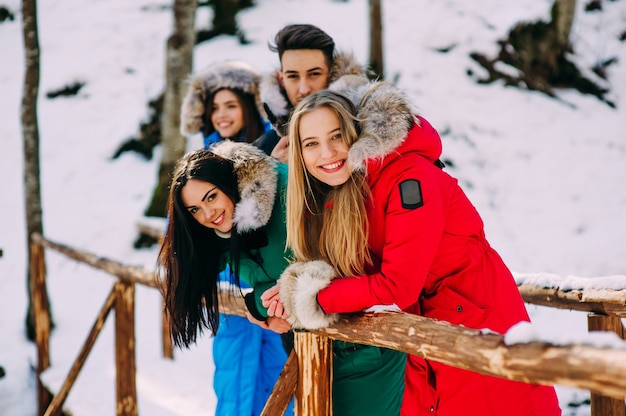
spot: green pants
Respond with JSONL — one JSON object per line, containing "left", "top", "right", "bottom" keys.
{"left": 333, "top": 341, "right": 406, "bottom": 416}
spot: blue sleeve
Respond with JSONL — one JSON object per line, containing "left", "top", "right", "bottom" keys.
{"left": 204, "top": 131, "right": 222, "bottom": 149}
{"left": 219, "top": 264, "right": 250, "bottom": 289}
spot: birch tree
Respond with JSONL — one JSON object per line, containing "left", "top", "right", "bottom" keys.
{"left": 22, "top": 0, "right": 51, "bottom": 341}
{"left": 144, "top": 0, "right": 198, "bottom": 217}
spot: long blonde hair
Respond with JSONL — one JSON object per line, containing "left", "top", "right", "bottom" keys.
{"left": 286, "top": 90, "right": 372, "bottom": 277}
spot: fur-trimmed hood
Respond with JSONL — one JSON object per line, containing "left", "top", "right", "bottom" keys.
{"left": 260, "top": 51, "right": 369, "bottom": 135}
{"left": 180, "top": 60, "right": 265, "bottom": 136}
{"left": 330, "top": 81, "right": 442, "bottom": 173}
{"left": 210, "top": 140, "right": 278, "bottom": 232}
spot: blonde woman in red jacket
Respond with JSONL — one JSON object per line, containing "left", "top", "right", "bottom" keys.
{"left": 264, "top": 84, "right": 561, "bottom": 415}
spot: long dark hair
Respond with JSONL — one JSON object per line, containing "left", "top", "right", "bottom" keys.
{"left": 158, "top": 150, "right": 241, "bottom": 348}
{"left": 202, "top": 87, "right": 265, "bottom": 143}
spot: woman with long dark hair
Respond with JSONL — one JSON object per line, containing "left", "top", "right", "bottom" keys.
{"left": 158, "top": 141, "right": 292, "bottom": 415}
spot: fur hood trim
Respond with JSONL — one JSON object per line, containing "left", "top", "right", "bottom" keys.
{"left": 337, "top": 81, "right": 417, "bottom": 172}
{"left": 260, "top": 51, "right": 369, "bottom": 134}
{"left": 209, "top": 141, "right": 277, "bottom": 232}
{"left": 180, "top": 60, "right": 265, "bottom": 136}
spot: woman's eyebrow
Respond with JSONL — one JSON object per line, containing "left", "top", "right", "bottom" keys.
{"left": 184, "top": 186, "right": 217, "bottom": 209}
{"left": 302, "top": 127, "right": 341, "bottom": 143}
{"left": 202, "top": 187, "right": 217, "bottom": 202}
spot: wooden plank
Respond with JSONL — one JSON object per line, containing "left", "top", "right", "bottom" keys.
{"left": 114, "top": 282, "right": 138, "bottom": 416}
{"left": 161, "top": 308, "right": 173, "bottom": 359}
{"left": 31, "top": 241, "right": 52, "bottom": 416}
{"left": 136, "top": 222, "right": 164, "bottom": 242}
{"left": 218, "top": 288, "right": 247, "bottom": 317}
{"left": 54, "top": 226, "right": 626, "bottom": 316}
{"left": 294, "top": 332, "right": 332, "bottom": 416}
{"left": 588, "top": 314, "right": 626, "bottom": 416}
{"left": 309, "top": 312, "right": 626, "bottom": 399}
{"left": 31, "top": 233, "right": 157, "bottom": 288}
{"left": 520, "top": 285, "right": 626, "bottom": 317}
{"left": 44, "top": 287, "right": 117, "bottom": 416}
{"left": 33, "top": 232, "right": 626, "bottom": 403}
{"left": 261, "top": 350, "right": 298, "bottom": 416}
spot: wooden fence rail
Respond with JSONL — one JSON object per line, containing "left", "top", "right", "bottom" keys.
{"left": 30, "top": 232, "right": 626, "bottom": 415}
{"left": 518, "top": 284, "right": 626, "bottom": 317}
{"left": 43, "top": 285, "right": 118, "bottom": 416}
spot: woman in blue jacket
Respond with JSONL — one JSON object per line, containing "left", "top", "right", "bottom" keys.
{"left": 174, "top": 61, "right": 291, "bottom": 416}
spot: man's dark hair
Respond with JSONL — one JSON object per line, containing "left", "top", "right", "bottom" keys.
{"left": 269, "top": 24, "right": 335, "bottom": 69}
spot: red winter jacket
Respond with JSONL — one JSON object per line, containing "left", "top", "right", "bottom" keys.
{"left": 317, "top": 110, "right": 561, "bottom": 415}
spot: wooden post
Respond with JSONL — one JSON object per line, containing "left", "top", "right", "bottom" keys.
{"left": 114, "top": 281, "right": 138, "bottom": 416}
{"left": 588, "top": 313, "right": 626, "bottom": 416}
{"left": 162, "top": 307, "right": 173, "bottom": 359}
{"left": 294, "top": 331, "right": 333, "bottom": 416}
{"left": 30, "top": 241, "right": 52, "bottom": 416}
{"left": 44, "top": 288, "right": 117, "bottom": 416}
{"left": 261, "top": 350, "right": 298, "bottom": 416}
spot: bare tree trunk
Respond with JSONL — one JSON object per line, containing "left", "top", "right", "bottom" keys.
{"left": 144, "top": 0, "right": 197, "bottom": 217}
{"left": 212, "top": 0, "right": 239, "bottom": 35}
{"left": 552, "top": 0, "right": 576, "bottom": 50}
{"left": 506, "top": 0, "right": 576, "bottom": 79}
{"left": 470, "top": 0, "right": 611, "bottom": 106}
{"left": 368, "top": 0, "right": 383, "bottom": 80}
{"left": 196, "top": 0, "right": 245, "bottom": 44}
{"left": 22, "top": 0, "right": 51, "bottom": 342}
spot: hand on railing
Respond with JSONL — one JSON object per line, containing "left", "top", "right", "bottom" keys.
{"left": 245, "top": 311, "right": 292, "bottom": 334}
{"left": 261, "top": 285, "right": 290, "bottom": 320}
{"left": 274, "top": 260, "right": 339, "bottom": 329}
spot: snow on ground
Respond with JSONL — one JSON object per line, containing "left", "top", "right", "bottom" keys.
{"left": 1, "top": 0, "right": 625, "bottom": 414}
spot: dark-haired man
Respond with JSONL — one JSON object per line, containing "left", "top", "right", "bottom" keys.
{"left": 255, "top": 24, "right": 369, "bottom": 162}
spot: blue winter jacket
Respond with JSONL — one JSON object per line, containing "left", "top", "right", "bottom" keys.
{"left": 206, "top": 123, "right": 293, "bottom": 416}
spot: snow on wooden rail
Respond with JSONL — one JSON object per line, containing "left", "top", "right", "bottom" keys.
{"left": 31, "top": 232, "right": 626, "bottom": 405}
{"left": 31, "top": 233, "right": 158, "bottom": 288}
{"left": 309, "top": 312, "right": 626, "bottom": 399}
{"left": 516, "top": 272, "right": 626, "bottom": 317}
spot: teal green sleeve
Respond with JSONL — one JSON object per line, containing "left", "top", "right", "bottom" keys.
{"left": 239, "top": 163, "right": 292, "bottom": 319}
{"left": 244, "top": 280, "right": 277, "bottom": 320}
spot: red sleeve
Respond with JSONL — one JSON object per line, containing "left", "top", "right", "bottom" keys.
{"left": 318, "top": 158, "right": 449, "bottom": 314}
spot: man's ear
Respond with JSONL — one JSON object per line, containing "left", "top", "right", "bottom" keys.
{"left": 277, "top": 69, "right": 285, "bottom": 88}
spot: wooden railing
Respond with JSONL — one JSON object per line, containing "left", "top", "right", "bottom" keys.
{"left": 30, "top": 232, "right": 626, "bottom": 416}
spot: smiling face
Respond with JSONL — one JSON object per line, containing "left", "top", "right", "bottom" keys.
{"left": 278, "top": 49, "right": 330, "bottom": 107}
{"left": 181, "top": 179, "right": 235, "bottom": 233}
{"left": 210, "top": 89, "right": 244, "bottom": 139}
{"left": 299, "top": 106, "right": 351, "bottom": 187}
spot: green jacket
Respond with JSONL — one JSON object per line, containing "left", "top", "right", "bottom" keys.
{"left": 235, "top": 163, "right": 290, "bottom": 320}
{"left": 211, "top": 141, "right": 290, "bottom": 321}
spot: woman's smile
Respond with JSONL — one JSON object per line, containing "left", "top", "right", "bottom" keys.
{"left": 319, "top": 159, "right": 346, "bottom": 172}
{"left": 299, "top": 107, "right": 351, "bottom": 187}
{"left": 211, "top": 212, "right": 225, "bottom": 226}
